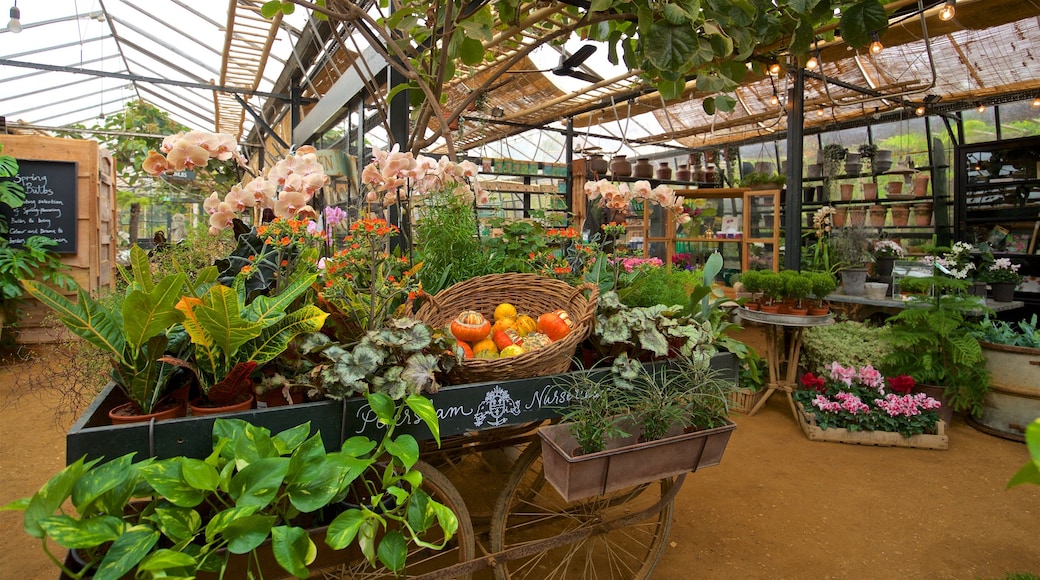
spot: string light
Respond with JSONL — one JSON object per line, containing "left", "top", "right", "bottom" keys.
{"left": 816, "top": 108, "right": 825, "bottom": 117}
{"left": 869, "top": 32, "right": 884, "bottom": 55}
{"left": 938, "top": 0, "right": 956, "bottom": 22}
{"left": 7, "top": 1, "right": 20, "bottom": 33}
{"left": 806, "top": 50, "right": 820, "bottom": 70}
{"left": 768, "top": 61, "right": 782, "bottom": 75}
{"left": 1031, "top": 96, "right": 1040, "bottom": 108}
{"left": 915, "top": 105, "right": 926, "bottom": 116}
{"left": 769, "top": 90, "right": 780, "bottom": 106}
{"left": 976, "top": 102, "right": 986, "bottom": 114}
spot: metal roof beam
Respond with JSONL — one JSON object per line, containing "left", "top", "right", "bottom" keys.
{"left": 106, "top": 14, "right": 221, "bottom": 77}
{"left": 0, "top": 54, "right": 118, "bottom": 85}
{"left": 0, "top": 59, "right": 301, "bottom": 100}
{"left": 3, "top": 34, "right": 110, "bottom": 60}
{"left": 136, "top": 84, "right": 215, "bottom": 128}
{"left": 292, "top": 44, "right": 387, "bottom": 145}
{"left": 26, "top": 94, "right": 130, "bottom": 124}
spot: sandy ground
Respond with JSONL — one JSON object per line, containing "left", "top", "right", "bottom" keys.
{"left": 1, "top": 327, "right": 1037, "bottom": 579}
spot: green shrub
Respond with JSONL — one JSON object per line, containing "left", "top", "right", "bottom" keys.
{"left": 620, "top": 266, "right": 702, "bottom": 315}
{"left": 802, "top": 321, "right": 892, "bottom": 376}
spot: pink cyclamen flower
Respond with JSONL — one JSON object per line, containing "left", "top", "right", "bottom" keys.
{"left": 826, "top": 362, "right": 857, "bottom": 386}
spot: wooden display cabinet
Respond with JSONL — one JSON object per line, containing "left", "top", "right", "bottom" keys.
{"left": 635, "top": 188, "right": 780, "bottom": 273}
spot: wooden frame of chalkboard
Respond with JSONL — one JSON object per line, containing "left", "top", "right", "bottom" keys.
{"left": 2, "top": 159, "right": 78, "bottom": 253}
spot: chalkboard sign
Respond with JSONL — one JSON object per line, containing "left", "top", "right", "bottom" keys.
{"left": 2, "top": 159, "right": 78, "bottom": 253}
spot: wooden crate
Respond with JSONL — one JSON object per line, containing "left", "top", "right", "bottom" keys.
{"left": 796, "top": 407, "right": 948, "bottom": 450}
{"left": 727, "top": 388, "right": 764, "bottom": 414}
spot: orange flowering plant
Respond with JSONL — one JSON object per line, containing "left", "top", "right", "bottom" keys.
{"left": 318, "top": 218, "right": 422, "bottom": 342}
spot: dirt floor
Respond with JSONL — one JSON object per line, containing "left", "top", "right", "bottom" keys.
{"left": 1, "top": 327, "right": 1037, "bottom": 579}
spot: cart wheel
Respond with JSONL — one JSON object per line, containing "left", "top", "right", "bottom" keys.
{"left": 488, "top": 443, "right": 675, "bottom": 580}
{"left": 323, "top": 460, "right": 475, "bottom": 580}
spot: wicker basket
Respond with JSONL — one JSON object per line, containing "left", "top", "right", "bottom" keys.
{"left": 414, "top": 273, "right": 599, "bottom": 384}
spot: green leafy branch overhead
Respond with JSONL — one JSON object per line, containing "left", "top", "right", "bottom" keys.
{"left": 266, "top": 0, "right": 889, "bottom": 155}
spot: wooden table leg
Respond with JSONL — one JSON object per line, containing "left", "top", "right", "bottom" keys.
{"left": 748, "top": 325, "right": 781, "bottom": 416}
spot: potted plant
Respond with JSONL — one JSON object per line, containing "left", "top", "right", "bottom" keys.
{"left": 758, "top": 271, "right": 786, "bottom": 312}
{"left": 880, "top": 269, "right": 990, "bottom": 424}
{"left": 784, "top": 272, "right": 814, "bottom": 314}
{"left": 809, "top": 272, "right": 837, "bottom": 314}
{"left": 3, "top": 396, "right": 458, "bottom": 580}
{"left": 970, "top": 314, "right": 1040, "bottom": 441}
{"left": 739, "top": 269, "right": 764, "bottom": 309}
{"left": 872, "top": 239, "right": 905, "bottom": 277}
{"left": 21, "top": 245, "right": 195, "bottom": 422}
{"left": 977, "top": 257, "right": 1023, "bottom": 302}
{"left": 169, "top": 271, "right": 329, "bottom": 413}
{"left": 858, "top": 143, "right": 879, "bottom": 175}
{"left": 538, "top": 354, "right": 737, "bottom": 502}
{"left": 828, "top": 226, "right": 874, "bottom": 296}
{"left": 0, "top": 145, "right": 77, "bottom": 335}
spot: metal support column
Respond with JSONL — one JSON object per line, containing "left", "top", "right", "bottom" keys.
{"left": 785, "top": 67, "right": 805, "bottom": 271}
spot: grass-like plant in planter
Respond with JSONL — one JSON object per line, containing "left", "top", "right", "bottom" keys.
{"left": 2, "top": 397, "right": 455, "bottom": 580}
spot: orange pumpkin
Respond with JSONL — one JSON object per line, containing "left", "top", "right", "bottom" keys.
{"left": 537, "top": 312, "right": 571, "bottom": 341}
{"left": 504, "top": 328, "right": 524, "bottom": 347}
{"left": 514, "top": 314, "right": 537, "bottom": 336}
{"left": 450, "top": 310, "right": 491, "bottom": 343}
{"left": 494, "top": 302, "right": 518, "bottom": 321}
{"left": 492, "top": 329, "right": 516, "bottom": 352}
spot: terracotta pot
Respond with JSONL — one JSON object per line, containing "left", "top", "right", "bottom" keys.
{"left": 848, "top": 206, "right": 867, "bottom": 227}
{"left": 807, "top": 306, "right": 830, "bottom": 316}
{"left": 108, "top": 400, "right": 187, "bottom": 425}
{"left": 913, "top": 202, "right": 933, "bottom": 227}
{"left": 885, "top": 181, "right": 903, "bottom": 196}
{"left": 189, "top": 394, "right": 255, "bottom": 416}
{"left": 587, "top": 154, "right": 609, "bottom": 175}
{"left": 789, "top": 307, "right": 809, "bottom": 316}
{"left": 913, "top": 175, "right": 930, "bottom": 197}
{"left": 656, "top": 162, "right": 672, "bottom": 180}
{"left": 675, "top": 164, "right": 692, "bottom": 181}
{"left": 609, "top": 155, "right": 632, "bottom": 178}
{"left": 862, "top": 182, "right": 878, "bottom": 200}
{"left": 890, "top": 205, "right": 910, "bottom": 227}
{"left": 869, "top": 204, "right": 887, "bottom": 227}
{"left": 832, "top": 207, "right": 847, "bottom": 227}
{"left": 745, "top": 302, "right": 761, "bottom": 311}
{"left": 760, "top": 304, "right": 781, "bottom": 314}
{"left": 257, "top": 388, "right": 308, "bottom": 408}
{"left": 633, "top": 158, "right": 653, "bottom": 178}
{"left": 840, "top": 183, "right": 854, "bottom": 201}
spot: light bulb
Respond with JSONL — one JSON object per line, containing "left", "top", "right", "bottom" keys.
{"left": 976, "top": 103, "right": 986, "bottom": 114}
{"left": 869, "top": 32, "right": 883, "bottom": 55}
{"left": 806, "top": 52, "right": 820, "bottom": 70}
{"left": 1031, "top": 97, "right": 1040, "bottom": 108}
{"left": 7, "top": 4, "right": 21, "bottom": 33}
{"left": 915, "top": 105, "right": 926, "bottom": 116}
{"left": 938, "top": 0, "right": 955, "bottom": 22}
{"left": 816, "top": 109, "right": 825, "bottom": 117}
{"left": 769, "top": 93, "right": 779, "bottom": 106}
{"left": 768, "top": 62, "right": 782, "bottom": 75}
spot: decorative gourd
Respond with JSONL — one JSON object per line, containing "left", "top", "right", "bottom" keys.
{"left": 456, "top": 340, "right": 474, "bottom": 359}
{"left": 500, "top": 345, "right": 524, "bottom": 357}
{"left": 522, "top": 332, "right": 552, "bottom": 352}
{"left": 514, "top": 314, "right": 537, "bottom": 336}
{"left": 494, "top": 302, "right": 518, "bottom": 321}
{"left": 451, "top": 310, "right": 491, "bottom": 343}
{"left": 472, "top": 338, "right": 499, "bottom": 358}
{"left": 552, "top": 309, "right": 574, "bottom": 328}
{"left": 491, "top": 316, "right": 516, "bottom": 335}
{"left": 492, "top": 329, "right": 516, "bottom": 352}
{"left": 504, "top": 328, "right": 524, "bottom": 347}
{"left": 537, "top": 312, "right": 571, "bottom": 341}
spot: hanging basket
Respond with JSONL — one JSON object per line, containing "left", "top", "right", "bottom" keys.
{"left": 414, "top": 274, "right": 599, "bottom": 383}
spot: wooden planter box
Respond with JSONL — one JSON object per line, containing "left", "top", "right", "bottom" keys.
{"left": 796, "top": 407, "right": 948, "bottom": 450}
{"left": 65, "top": 354, "right": 739, "bottom": 464}
{"left": 537, "top": 419, "right": 737, "bottom": 503}
{"left": 727, "top": 388, "right": 764, "bottom": 414}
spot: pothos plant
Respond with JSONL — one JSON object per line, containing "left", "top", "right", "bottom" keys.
{"left": 260, "top": 1, "right": 889, "bottom": 155}
{"left": 2, "top": 398, "right": 455, "bottom": 580}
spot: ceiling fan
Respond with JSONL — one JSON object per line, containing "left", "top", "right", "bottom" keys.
{"left": 510, "top": 44, "right": 605, "bottom": 84}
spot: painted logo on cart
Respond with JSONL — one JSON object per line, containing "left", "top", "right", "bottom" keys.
{"left": 473, "top": 386, "right": 521, "bottom": 427}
